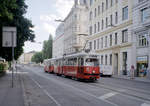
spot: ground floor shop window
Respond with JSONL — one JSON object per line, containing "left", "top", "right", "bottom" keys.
{"left": 137, "top": 56, "right": 148, "bottom": 77}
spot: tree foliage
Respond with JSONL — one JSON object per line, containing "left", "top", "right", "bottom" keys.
{"left": 42, "top": 34, "right": 53, "bottom": 59}
{"left": 31, "top": 34, "right": 53, "bottom": 63}
{"left": 0, "top": 0, "right": 35, "bottom": 61}
{"left": 31, "top": 52, "right": 43, "bottom": 63}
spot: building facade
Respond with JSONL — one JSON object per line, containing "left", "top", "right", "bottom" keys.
{"left": 132, "top": 0, "right": 150, "bottom": 77}
{"left": 18, "top": 51, "right": 36, "bottom": 64}
{"left": 87, "top": 0, "right": 134, "bottom": 76}
{"left": 53, "top": 23, "right": 64, "bottom": 58}
{"left": 64, "top": 0, "right": 88, "bottom": 55}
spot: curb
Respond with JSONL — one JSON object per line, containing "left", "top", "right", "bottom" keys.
{"left": 20, "top": 73, "right": 29, "bottom": 106}
{"left": 112, "top": 76, "right": 150, "bottom": 83}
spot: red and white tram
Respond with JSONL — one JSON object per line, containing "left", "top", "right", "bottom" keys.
{"left": 43, "top": 59, "right": 49, "bottom": 73}
{"left": 44, "top": 59, "right": 55, "bottom": 73}
{"left": 44, "top": 53, "right": 100, "bottom": 81}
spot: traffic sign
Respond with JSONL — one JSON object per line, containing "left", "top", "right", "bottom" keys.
{"left": 2, "top": 27, "right": 17, "bottom": 47}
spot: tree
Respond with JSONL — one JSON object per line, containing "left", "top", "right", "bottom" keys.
{"left": 31, "top": 52, "right": 43, "bottom": 63}
{"left": 42, "top": 34, "right": 53, "bottom": 59}
{"left": 0, "top": 0, "right": 35, "bottom": 61}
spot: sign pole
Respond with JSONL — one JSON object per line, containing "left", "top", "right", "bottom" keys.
{"left": 2, "top": 27, "right": 17, "bottom": 88}
{"left": 12, "top": 31, "right": 14, "bottom": 88}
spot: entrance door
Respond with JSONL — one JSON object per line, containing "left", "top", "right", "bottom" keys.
{"left": 114, "top": 53, "right": 118, "bottom": 75}
{"left": 122, "top": 52, "right": 127, "bottom": 75}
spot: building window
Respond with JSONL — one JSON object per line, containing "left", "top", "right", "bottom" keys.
{"left": 89, "top": 42, "right": 92, "bottom": 50}
{"left": 97, "top": 39, "right": 100, "bottom": 49}
{"left": 101, "top": 55, "right": 103, "bottom": 65}
{"left": 110, "top": 54, "right": 112, "bottom": 65}
{"left": 94, "top": 24, "right": 96, "bottom": 33}
{"left": 102, "top": 19, "right": 104, "bottom": 30}
{"left": 95, "top": 8, "right": 97, "bottom": 17}
{"left": 90, "top": 0, "right": 93, "bottom": 6}
{"left": 139, "top": 33, "right": 149, "bottom": 47}
{"left": 101, "top": 37, "right": 103, "bottom": 48}
{"left": 98, "top": 5, "right": 100, "bottom": 15}
{"left": 141, "top": 8, "right": 148, "bottom": 22}
{"left": 122, "top": 29, "right": 128, "bottom": 43}
{"left": 89, "top": 26, "right": 92, "bottom": 35}
{"left": 110, "top": 0, "right": 113, "bottom": 7}
{"left": 98, "top": 22, "right": 100, "bottom": 32}
{"left": 89, "top": 11, "right": 93, "bottom": 20}
{"left": 105, "top": 36, "right": 107, "bottom": 47}
{"left": 110, "top": 34, "right": 112, "bottom": 46}
{"left": 105, "top": 55, "right": 107, "bottom": 65}
{"left": 106, "top": 17, "right": 108, "bottom": 28}
{"left": 122, "top": 6, "right": 128, "bottom": 20}
{"left": 94, "top": 40, "right": 96, "bottom": 50}
{"left": 115, "top": 12, "right": 118, "bottom": 24}
{"left": 116, "top": 0, "right": 118, "bottom": 3}
{"left": 110, "top": 14, "right": 113, "bottom": 25}
{"left": 115, "top": 33, "right": 118, "bottom": 45}
{"left": 102, "top": 2, "right": 104, "bottom": 13}
{"left": 106, "top": 0, "right": 108, "bottom": 10}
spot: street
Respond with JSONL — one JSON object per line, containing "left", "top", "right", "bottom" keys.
{"left": 18, "top": 65, "right": 150, "bottom": 106}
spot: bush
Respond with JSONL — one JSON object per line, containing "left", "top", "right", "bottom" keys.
{"left": 0, "top": 62, "right": 8, "bottom": 73}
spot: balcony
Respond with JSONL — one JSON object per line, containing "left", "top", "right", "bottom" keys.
{"left": 73, "top": 43, "right": 83, "bottom": 49}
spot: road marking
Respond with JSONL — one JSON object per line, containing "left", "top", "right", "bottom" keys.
{"left": 29, "top": 69, "right": 119, "bottom": 106}
{"left": 30, "top": 77, "right": 61, "bottom": 106}
{"left": 99, "top": 92, "right": 118, "bottom": 100}
{"left": 141, "top": 103, "right": 150, "bottom": 106}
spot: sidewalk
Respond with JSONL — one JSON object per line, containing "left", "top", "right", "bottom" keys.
{"left": 113, "top": 75, "right": 150, "bottom": 83}
{"left": 0, "top": 71, "right": 24, "bottom": 106}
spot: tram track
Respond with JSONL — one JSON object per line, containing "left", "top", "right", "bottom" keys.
{"left": 24, "top": 66, "right": 150, "bottom": 105}
{"left": 88, "top": 82, "right": 150, "bottom": 102}
{"left": 40, "top": 71, "right": 150, "bottom": 103}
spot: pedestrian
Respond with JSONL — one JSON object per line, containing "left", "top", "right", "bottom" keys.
{"left": 130, "top": 65, "right": 135, "bottom": 79}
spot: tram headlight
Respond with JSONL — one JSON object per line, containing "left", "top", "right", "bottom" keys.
{"left": 93, "top": 70, "right": 95, "bottom": 73}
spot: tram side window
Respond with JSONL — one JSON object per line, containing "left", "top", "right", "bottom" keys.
{"left": 78, "top": 58, "right": 84, "bottom": 66}
{"left": 74, "top": 58, "right": 77, "bottom": 66}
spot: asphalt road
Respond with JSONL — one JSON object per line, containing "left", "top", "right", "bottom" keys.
{"left": 19, "top": 65, "right": 150, "bottom": 106}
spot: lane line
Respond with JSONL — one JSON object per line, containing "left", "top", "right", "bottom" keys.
{"left": 99, "top": 92, "right": 118, "bottom": 100}
{"left": 30, "top": 77, "right": 61, "bottom": 106}
{"left": 24, "top": 66, "right": 150, "bottom": 105}
{"left": 29, "top": 69, "right": 119, "bottom": 106}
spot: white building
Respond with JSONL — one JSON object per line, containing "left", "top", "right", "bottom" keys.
{"left": 132, "top": 0, "right": 150, "bottom": 77}
{"left": 64, "top": 0, "right": 88, "bottom": 55}
{"left": 87, "top": 0, "right": 134, "bottom": 76}
{"left": 53, "top": 23, "right": 64, "bottom": 58}
{"left": 18, "top": 51, "right": 36, "bottom": 64}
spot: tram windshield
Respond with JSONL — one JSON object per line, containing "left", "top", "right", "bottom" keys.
{"left": 85, "top": 58, "right": 99, "bottom": 66}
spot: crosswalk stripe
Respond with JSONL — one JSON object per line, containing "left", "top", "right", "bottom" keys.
{"left": 99, "top": 92, "right": 118, "bottom": 100}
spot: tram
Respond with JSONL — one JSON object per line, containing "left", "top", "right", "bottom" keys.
{"left": 44, "top": 53, "right": 100, "bottom": 81}
{"left": 43, "top": 59, "right": 49, "bottom": 73}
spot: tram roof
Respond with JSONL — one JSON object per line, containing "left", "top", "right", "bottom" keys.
{"left": 64, "top": 52, "right": 99, "bottom": 58}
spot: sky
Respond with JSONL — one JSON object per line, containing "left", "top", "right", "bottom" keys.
{"left": 23, "top": 0, "right": 74, "bottom": 53}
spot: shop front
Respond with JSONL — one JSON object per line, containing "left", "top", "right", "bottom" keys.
{"left": 137, "top": 56, "right": 148, "bottom": 77}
